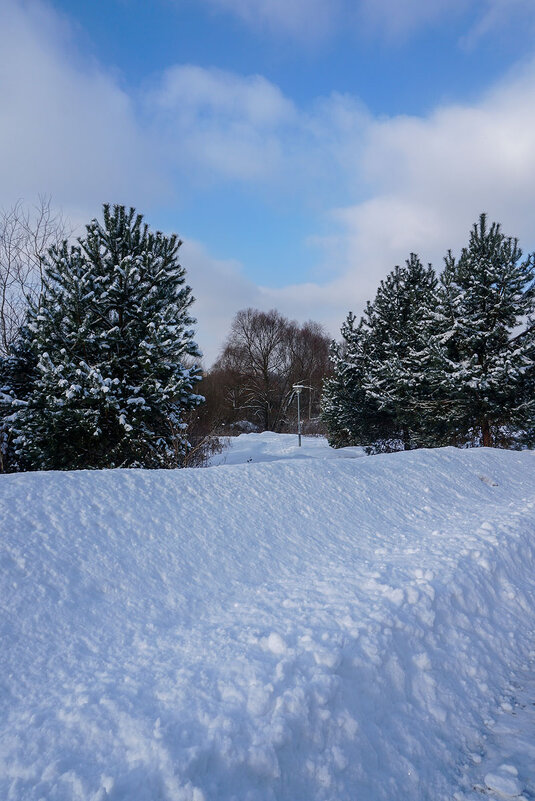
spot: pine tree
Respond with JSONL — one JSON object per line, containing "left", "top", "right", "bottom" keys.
{"left": 11, "top": 204, "right": 203, "bottom": 470}
{"left": 362, "top": 254, "right": 438, "bottom": 449}
{"left": 0, "top": 326, "right": 36, "bottom": 472}
{"left": 323, "top": 254, "right": 438, "bottom": 451}
{"left": 433, "top": 214, "right": 535, "bottom": 447}
{"left": 322, "top": 312, "right": 393, "bottom": 449}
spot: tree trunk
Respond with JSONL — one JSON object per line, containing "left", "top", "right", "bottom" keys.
{"left": 481, "top": 417, "right": 492, "bottom": 447}
{"left": 402, "top": 427, "right": 411, "bottom": 451}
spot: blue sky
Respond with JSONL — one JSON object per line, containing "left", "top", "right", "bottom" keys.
{"left": 51, "top": 0, "right": 534, "bottom": 114}
{"left": 2, "top": 0, "right": 535, "bottom": 363}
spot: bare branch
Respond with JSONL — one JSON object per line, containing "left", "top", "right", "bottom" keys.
{"left": 209, "top": 309, "right": 331, "bottom": 432}
{"left": 0, "top": 196, "right": 71, "bottom": 354}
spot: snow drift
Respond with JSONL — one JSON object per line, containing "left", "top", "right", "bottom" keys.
{"left": 1, "top": 445, "right": 535, "bottom": 800}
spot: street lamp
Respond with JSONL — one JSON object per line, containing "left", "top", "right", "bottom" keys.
{"left": 292, "top": 383, "right": 311, "bottom": 447}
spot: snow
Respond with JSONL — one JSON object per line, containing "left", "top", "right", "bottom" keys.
{"left": 208, "top": 431, "right": 366, "bottom": 465}
{"left": 1, "top": 441, "right": 535, "bottom": 800}
{"left": 455, "top": 661, "right": 535, "bottom": 800}
{"left": 483, "top": 769, "right": 522, "bottom": 798}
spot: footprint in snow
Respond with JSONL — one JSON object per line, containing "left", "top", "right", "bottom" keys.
{"left": 479, "top": 475, "right": 499, "bottom": 487}
{"left": 483, "top": 767, "right": 523, "bottom": 798}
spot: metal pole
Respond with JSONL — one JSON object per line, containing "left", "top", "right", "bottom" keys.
{"left": 297, "top": 390, "right": 301, "bottom": 447}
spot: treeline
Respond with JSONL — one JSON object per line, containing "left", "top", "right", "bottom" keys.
{"left": 0, "top": 201, "right": 330, "bottom": 472}
{"left": 1, "top": 201, "right": 534, "bottom": 472}
{"left": 323, "top": 215, "right": 535, "bottom": 452}
{"left": 195, "top": 308, "right": 330, "bottom": 438}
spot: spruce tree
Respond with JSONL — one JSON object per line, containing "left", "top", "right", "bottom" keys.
{"left": 12, "top": 204, "right": 203, "bottom": 470}
{"left": 433, "top": 214, "right": 535, "bottom": 447}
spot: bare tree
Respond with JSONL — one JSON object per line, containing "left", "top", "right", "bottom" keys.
{"left": 215, "top": 309, "right": 292, "bottom": 430}
{"left": 287, "top": 320, "right": 332, "bottom": 425}
{"left": 0, "top": 196, "right": 69, "bottom": 354}
{"left": 208, "top": 308, "right": 331, "bottom": 432}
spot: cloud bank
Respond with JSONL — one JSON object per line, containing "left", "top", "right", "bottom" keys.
{"left": 3, "top": 0, "right": 535, "bottom": 365}
{"left": 0, "top": 1, "right": 164, "bottom": 223}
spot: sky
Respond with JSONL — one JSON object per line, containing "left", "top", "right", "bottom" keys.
{"left": 2, "top": 0, "right": 535, "bottom": 364}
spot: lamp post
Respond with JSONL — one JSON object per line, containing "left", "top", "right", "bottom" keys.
{"left": 292, "top": 383, "right": 307, "bottom": 447}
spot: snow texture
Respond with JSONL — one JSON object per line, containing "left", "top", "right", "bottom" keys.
{"left": 1, "top": 441, "right": 535, "bottom": 800}
{"left": 455, "top": 660, "right": 535, "bottom": 799}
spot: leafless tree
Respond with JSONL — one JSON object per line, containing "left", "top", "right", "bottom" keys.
{"left": 208, "top": 308, "right": 331, "bottom": 432}
{"left": 287, "top": 320, "right": 332, "bottom": 425}
{"left": 0, "top": 196, "right": 69, "bottom": 355}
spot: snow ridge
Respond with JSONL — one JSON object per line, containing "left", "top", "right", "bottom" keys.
{"left": 1, "top": 446, "right": 535, "bottom": 800}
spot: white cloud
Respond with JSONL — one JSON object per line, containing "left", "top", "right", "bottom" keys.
{"left": 153, "top": 65, "right": 295, "bottom": 126}
{"left": 357, "top": 0, "right": 469, "bottom": 40}
{"left": 146, "top": 65, "right": 297, "bottom": 182}
{"left": 183, "top": 238, "right": 349, "bottom": 365}
{"left": 180, "top": 239, "right": 262, "bottom": 365}
{"left": 144, "top": 67, "right": 371, "bottom": 202}
{"left": 0, "top": 0, "right": 164, "bottom": 216}
{"left": 462, "top": 0, "right": 535, "bottom": 47}
{"left": 196, "top": 57, "right": 535, "bottom": 358}
{"left": 180, "top": 56, "right": 535, "bottom": 353}
{"left": 200, "top": 0, "right": 340, "bottom": 41}
{"left": 359, "top": 0, "right": 535, "bottom": 43}
{"left": 339, "top": 60, "right": 535, "bottom": 269}
{"left": 200, "top": 0, "right": 535, "bottom": 45}
{"left": 4, "top": 0, "right": 535, "bottom": 366}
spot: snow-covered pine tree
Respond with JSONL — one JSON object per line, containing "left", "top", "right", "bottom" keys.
{"left": 0, "top": 326, "right": 36, "bottom": 472}
{"left": 323, "top": 254, "right": 439, "bottom": 451}
{"left": 12, "top": 204, "right": 203, "bottom": 470}
{"left": 433, "top": 214, "right": 535, "bottom": 447}
{"left": 322, "top": 312, "right": 393, "bottom": 449}
{"left": 362, "top": 254, "right": 439, "bottom": 449}
{"left": 517, "top": 326, "right": 535, "bottom": 446}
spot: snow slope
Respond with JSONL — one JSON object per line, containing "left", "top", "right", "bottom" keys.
{"left": 1, "top": 445, "right": 535, "bottom": 801}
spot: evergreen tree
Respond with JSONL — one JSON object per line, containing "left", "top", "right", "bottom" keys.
{"left": 322, "top": 312, "right": 393, "bottom": 449}
{"left": 517, "top": 326, "right": 535, "bottom": 447}
{"left": 0, "top": 326, "right": 36, "bottom": 472}
{"left": 323, "top": 254, "right": 438, "bottom": 451}
{"left": 433, "top": 214, "right": 535, "bottom": 447}
{"left": 362, "top": 254, "right": 438, "bottom": 449}
{"left": 11, "top": 204, "right": 203, "bottom": 470}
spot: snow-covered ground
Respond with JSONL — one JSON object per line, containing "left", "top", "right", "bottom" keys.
{"left": 207, "top": 431, "right": 366, "bottom": 466}
{"left": 1, "top": 440, "right": 535, "bottom": 801}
